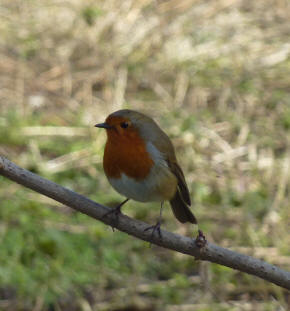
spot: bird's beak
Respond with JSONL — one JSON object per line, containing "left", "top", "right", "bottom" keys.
{"left": 94, "top": 122, "right": 112, "bottom": 129}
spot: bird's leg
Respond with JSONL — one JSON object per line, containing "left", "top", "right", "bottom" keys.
{"left": 102, "top": 198, "right": 129, "bottom": 220}
{"left": 144, "top": 202, "right": 164, "bottom": 239}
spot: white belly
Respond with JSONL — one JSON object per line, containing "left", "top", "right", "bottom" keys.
{"left": 107, "top": 141, "right": 177, "bottom": 202}
{"left": 108, "top": 168, "right": 176, "bottom": 202}
{"left": 108, "top": 173, "right": 162, "bottom": 202}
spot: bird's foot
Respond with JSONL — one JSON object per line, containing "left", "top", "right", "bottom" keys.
{"left": 102, "top": 205, "right": 122, "bottom": 231}
{"left": 102, "top": 198, "right": 129, "bottom": 229}
{"left": 144, "top": 221, "right": 162, "bottom": 240}
{"left": 103, "top": 204, "right": 122, "bottom": 218}
{"left": 195, "top": 229, "right": 207, "bottom": 248}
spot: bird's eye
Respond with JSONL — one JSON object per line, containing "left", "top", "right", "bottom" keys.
{"left": 120, "top": 122, "right": 129, "bottom": 129}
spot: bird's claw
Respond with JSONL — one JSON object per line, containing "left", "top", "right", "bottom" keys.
{"left": 102, "top": 206, "right": 122, "bottom": 231}
{"left": 144, "top": 221, "right": 162, "bottom": 240}
{"left": 102, "top": 205, "right": 122, "bottom": 218}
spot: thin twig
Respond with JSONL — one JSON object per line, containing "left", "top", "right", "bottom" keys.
{"left": 0, "top": 155, "right": 289, "bottom": 290}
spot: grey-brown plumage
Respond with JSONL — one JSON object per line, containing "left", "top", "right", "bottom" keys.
{"left": 121, "top": 109, "right": 197, "bottom": 224}
{"left": 168, "top": 161, "right": 197, "bottom": 224}
{"left": 99, "top": 109, "right": 197, "bottom": 225}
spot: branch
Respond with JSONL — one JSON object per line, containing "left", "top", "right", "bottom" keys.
{"left": 0, "top": 155, "right": 289, "bottom": 290}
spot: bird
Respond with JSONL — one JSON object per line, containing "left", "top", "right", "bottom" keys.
{"left": 95, "top": 109, "right": 197, "bottom": 236}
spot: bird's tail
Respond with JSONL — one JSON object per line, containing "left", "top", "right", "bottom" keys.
{"left": 170, "top": 189, "right": 197, "bottom": 224}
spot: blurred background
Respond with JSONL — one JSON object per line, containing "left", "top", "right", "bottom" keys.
{"left": 0, "top": 0, "right": 290, "bottom": 310}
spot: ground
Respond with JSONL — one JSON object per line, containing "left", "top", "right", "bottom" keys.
{"left": 0, "top": 0, "right": 289, "bottom": 310}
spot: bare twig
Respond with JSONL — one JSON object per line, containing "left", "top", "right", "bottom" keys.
{"left": 0, "top": 155, "right": 290, "bottom": 290}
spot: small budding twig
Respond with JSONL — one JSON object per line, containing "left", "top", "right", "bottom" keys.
{"left": 0, "top": 155, "right": 290, "bottom": 290}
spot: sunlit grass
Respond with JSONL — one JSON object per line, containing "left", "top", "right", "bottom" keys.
{"left": 0, "top": 0, "right": 289, "bottom": 310}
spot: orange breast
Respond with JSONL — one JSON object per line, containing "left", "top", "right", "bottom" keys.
{"left": 103, "top": 129, "right": 154, "bottom": 180}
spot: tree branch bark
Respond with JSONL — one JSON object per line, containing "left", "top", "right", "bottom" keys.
{"left": 0, "top": 155, "right": 289, "bottom": 290}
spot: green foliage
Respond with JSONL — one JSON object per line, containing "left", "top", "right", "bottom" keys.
{"left": 82, "top": 6, "right": 103, "bottom": 26}
{"left": 0, "top": 0, "right": 289, "bottom": 309}
{"left": 281, "top": 106, "right": 290, "bottom": 130}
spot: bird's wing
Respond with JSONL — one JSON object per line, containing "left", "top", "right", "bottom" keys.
{"left": 150, "top": 129, "right": 191, "bottom": 206}
{"left": 167, "top": 160, "right": 191, "bottom": 205}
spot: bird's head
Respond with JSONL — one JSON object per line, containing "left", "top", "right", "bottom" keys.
{"left": 95, "top": 109, "right": 157, "bottom": 143}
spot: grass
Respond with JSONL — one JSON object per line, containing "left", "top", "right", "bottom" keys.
{"left": 0, "top": 0, "right": 290, "bottom": 310}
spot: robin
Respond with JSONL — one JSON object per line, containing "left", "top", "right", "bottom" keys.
{"left": 95, "top": 109, "right": 197, "bottom": 236}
